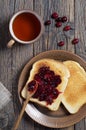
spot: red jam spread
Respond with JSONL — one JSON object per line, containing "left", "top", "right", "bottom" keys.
{"left": 28, "top": 66, "right": 61, "bottom": 105}
{"left": 28, "top": 80, "right": 37, "bottom": 92}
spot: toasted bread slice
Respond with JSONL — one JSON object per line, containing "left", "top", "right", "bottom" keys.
{"left": 62, "top": 60, "right": 86, "bottom": 114}
{"left": 21, "top": 58, "right": 70, "bottom": 111}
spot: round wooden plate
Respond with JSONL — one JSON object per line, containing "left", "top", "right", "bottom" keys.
{"left": 18, "top": 50, "right": 86, "bottom": 128}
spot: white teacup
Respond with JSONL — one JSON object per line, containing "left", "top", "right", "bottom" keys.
{"left": 7, "top": 10, "right": 44, "bottom": 48}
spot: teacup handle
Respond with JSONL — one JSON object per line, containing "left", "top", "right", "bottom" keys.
{"left": 7, "top": 39, "right": 15, "bottom": 48}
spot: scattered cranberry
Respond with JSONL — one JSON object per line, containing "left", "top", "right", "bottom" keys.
{"left": 62, "top": 16, "right": 67, "bottom": 23}
{"left": 72, "top": 38, "right": 79, "bottom": 44}
{"left": 58, "top": 41, "right": 65, "bottom": 46}
{"left": 63, "top": 25, "right": 71, "bottom": 31}
{"left": 55, "top": 17, "right": 62, "bottom": 22}
{"left": 44, "top": 20, "right": 51, "bottom": 25}
{"left": 44, "top": 13, "right": 79, "bottom": 48}
{"left": 56, "top": 22, "right": 62, "bottom": 27}
{"left": 51, "top": 12, "right": 58, "bottom": 19}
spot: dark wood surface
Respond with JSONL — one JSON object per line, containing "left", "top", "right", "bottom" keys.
{"left": 0, "top": 0, "right": 86, "bottom": 130}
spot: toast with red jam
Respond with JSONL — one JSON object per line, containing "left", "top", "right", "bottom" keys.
{"left": 21, "top": 59, "right": 70, "bottom": 111}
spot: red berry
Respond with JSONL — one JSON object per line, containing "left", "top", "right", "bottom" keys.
{"left": 72, "top": 38, "right": 79, "bottom": 44}
{"left": 44, "top": 20, "right": 51, "bottom": 25}
{"left": 56, "top": 22, "right": 62, "bottom": 27}
{"left": 55, "top": 17, "right": 62, "bottom": 22}
{"left": 58, "top": 41, "right": 65, "bottom": 46}
{"left": 51, "top": 12, "right": 58, "bottom": 19}
{"left": 62, "top": 16, "right": 67, "bottom": 22}
{"left": 63, "top": 25, "right": 71, "bottom": 31}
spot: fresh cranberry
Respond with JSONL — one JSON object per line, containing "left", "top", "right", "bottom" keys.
{"left": 56, "top": 22, "right": 62, "bottom": 27}
{"left": 44, "top": 20, "right": 51, "bottom": 25}
{"left": 58, "top": 41, "right": 65, "bottom": 46}
{"left": 62, "top": 16, "right": 67, "bottom": 23}
{"left": 28, "top": 80, "right": 36, "bottom": 92}
{"left": 63, "top": 25, "right": 71, "bottom": 31}
{"left": 55, "top": 17, "right": 62, "bottom": 22}
{"left": 72, "top": 38, "right": 79, "bottom": 44}
{"left": 51, "top": 12, "right": 58, "bottom": 19}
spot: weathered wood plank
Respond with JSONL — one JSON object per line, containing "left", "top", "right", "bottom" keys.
{"left": 74, "top": 0, "right": 86, "bottom": 59}
{"left": 59, "top": 126, "right": 74, "bottom": 130}
{"left": 47, "top": 0, "right": 74, "bottom": 53}
{"left": 74, "top": 118, "right": 85, "bottom": 130}
{"left": 0, "top": 0, "right": 16, "bottom": 129}
{"left": 33, "top": 0, "right": 49, "bottom": 56}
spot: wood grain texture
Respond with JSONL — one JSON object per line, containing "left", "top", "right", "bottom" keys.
{"left": 0, "top": 0, "right": 85, "bottom": 130}
{"left": 74, "top": 0, "right": 86, "bottom": 61}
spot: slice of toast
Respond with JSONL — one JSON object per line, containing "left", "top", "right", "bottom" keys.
{"left": 62, "top": 60, "right": 86, "bottom": 114}
{"left": 21, "top": 58, "right": 70, "bottom": 111}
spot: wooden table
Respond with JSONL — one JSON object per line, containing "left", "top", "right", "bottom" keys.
{"left": 0, "top": 0, "right": 86, "bottom": 130}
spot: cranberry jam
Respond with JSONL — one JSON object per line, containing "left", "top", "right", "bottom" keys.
{"left": 28, "top": 80, "right": 37, "bottom": 92}
{"left": 28, "top": 66, "right": 61, "bottom": 105}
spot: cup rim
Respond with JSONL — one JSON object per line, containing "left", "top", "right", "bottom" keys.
{"left": 9, "top": 10, "right": 44, "bottom": 44}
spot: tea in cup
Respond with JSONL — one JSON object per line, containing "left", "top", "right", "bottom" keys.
{"left": 7, "top": 10, "right": 44, "bottom": 47}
